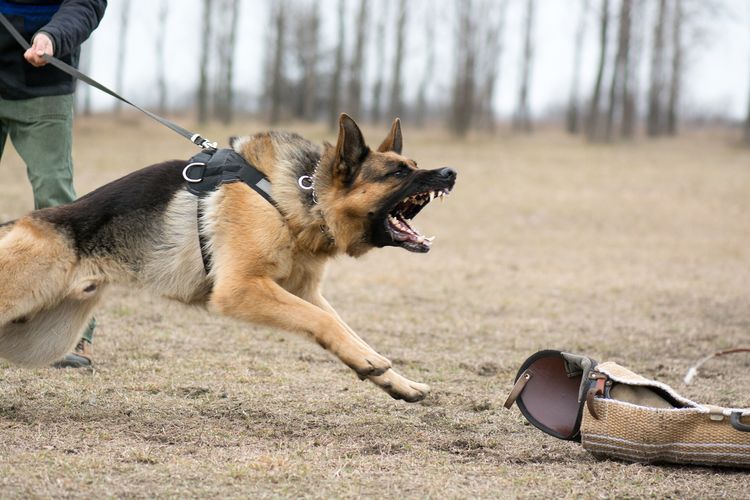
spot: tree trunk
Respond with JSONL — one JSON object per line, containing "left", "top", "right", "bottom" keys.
{"left": 388, "top": 2, "right": 407, "bottom": 120}
{"left": 513, "top": 0, "right": 535, "bottom": 133}
{"left": 270, "top": 1, "right": 286, "bottom": 125}
{"left": 219, "top": 0, "right": 240, "bottom": 124}
{"left": 666, "top": 0, "right": 682, "bottom": 136}
{"left": 212, "top": 0, "right": 239, "bottom": 124}
{"left": 155, "top": 0, "right": 168, "bottom": 116}
{"left": 450, "top": 0, "right": 476, "bottom": 136}
{"left": 114, "top": 0, "right": 131, "bottom": 115}
{"left": 415, "top": 2, "right": 436, "bottom": 127}
{"left": 476, "top": 0, "right": 509, "bottom": 131}
{"left": 370, "top": 0, "right": 390, "bottom": 123}
{"left": 746, "top": 43, "right": 750, "bottom": 146}
{"left": 347, "top": 0, "right": 368, "bottom": 121}
{"left": 621, "top": 0, "right": 643, "bottom": 139}
{"left": 586, "top": 0, "right": 609, "bottom": 141}
{"left": 646, "top": 0, "right": 668, "bottom": 137}
{"left": 329, "top": 0, "right": 345, "bottom": 130}
{"left": 605, "top": 0, "right": 631, "bottom": 142}
{"left": 566, "top": 0, "right": 590, "bottom": 134}
{"left": 301, "top": 1, "right": 320, "bottom": 122}
{"left": 197, "top": 0, "right": 212, "bottom": 124}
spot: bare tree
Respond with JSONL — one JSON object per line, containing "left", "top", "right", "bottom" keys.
{"left": 295, "top": 1, "right": 320, "bottom": 121}
{"left": 329, "top": 0, "right": 345, "bottom": 129}
{"left": 214, "top": 0, "right": 240, "bottom": 124}
{"left": 449, "top": 0, "right": 508, "bottom": 135}
{"left": 475, "top": 0, "right": 510, "bottom": 131}
{"left": 269, "top": 1, "right": 287, "bottom": 125}
{"left": 388, "top": 2, "right": 408, "bottom": 119}
{"left": 605, "top": 0, "right": 632, "bottom": 141}
{"left": 666, "top": 0, "right": 683, "bottom": 135}
{"left": 746, "top": 34, "right": 750, "bottom": 146}
{"left": 347, "top": 0, "right": 369, "bottom": 121}
{"left": 414, "top": 4, "right": 436, "bottom": 128}
{"left": 225, "top": 0, "right": 240, "bottom": 123}
{"left": 586, "top": 0, "right": 609, "bottom": 141}
{"left": 450, "top": 0, "right": 477, "bottom": 136}
{"left": 622, "top": 0, "right": 644, "bottom": 139}
{"left": 114, "top": 0, "right": 131, "bottom": 115}
{"left": 370, "top": 0, "right": 390, "bottom": 123}
{"left": 646, "top": 0, "right": 668, "bottom": 137}
{"left": 155, "top": 0, "right": 168, "bottom": 115}
{"left": 745, "top": 17, "right": 750, "bottom": 146}
{"left": 566, "top": 0, "right": 590, "bottom": 134}
{"left": 513, "top": 0, "right": 535, "bottom": 133}
{"left": 197, "top": 0, "right": 213, "bottom": 124}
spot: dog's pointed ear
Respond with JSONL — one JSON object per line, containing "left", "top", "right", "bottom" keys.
{"left": 334, "top": 114, "right": 368, "bottom": 182}
{"left": 377, "top": 118, "right": 403, "bottom": 154}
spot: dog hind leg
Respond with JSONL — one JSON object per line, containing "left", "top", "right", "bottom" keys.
{"left": 0, "top": 218, "right": 76, "bottom": 326}
{"left": 0, "top": 294, "right": 101, "bottom": 366}
{"left": 0, "top": 218, "right": 94, "bottom": 366}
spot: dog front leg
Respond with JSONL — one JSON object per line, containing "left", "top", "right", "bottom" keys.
{"left": 210, "top": 277, "right": 391, "bottom": 379}
{"left": 306, "top": 293, "right": 430, "bottom": 403}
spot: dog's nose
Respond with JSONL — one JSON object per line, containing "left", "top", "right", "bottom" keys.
{"left": 438, "top": 167, "right": 457, "bottom": 180}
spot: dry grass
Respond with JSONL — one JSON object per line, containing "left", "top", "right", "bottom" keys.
{"left": 1, "top": 116, "right": 749, "bottom": 498}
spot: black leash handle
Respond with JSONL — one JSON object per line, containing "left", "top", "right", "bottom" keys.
{"left": 0, "top": 12, "right": 216, "bottom": 152}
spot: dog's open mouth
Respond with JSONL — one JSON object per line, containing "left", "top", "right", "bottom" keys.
{"left": 385, "top": 188, "right": 451, "bottom": 252}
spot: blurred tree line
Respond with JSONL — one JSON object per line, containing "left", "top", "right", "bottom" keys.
{"left": 89, "top": 0, "right": 750, "bottom": 145}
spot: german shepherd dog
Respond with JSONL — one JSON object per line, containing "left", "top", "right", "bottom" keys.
{"left": 0, "top": 115, "right": 456, "bottom": 402}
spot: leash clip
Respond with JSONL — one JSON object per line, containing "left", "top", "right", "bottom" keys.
{"left": 191, "top": 134, "right": 218, "bottom": 152}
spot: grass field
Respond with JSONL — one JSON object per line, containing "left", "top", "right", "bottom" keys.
{"left": 1, "top": 116, "right": 749, "bottom": 498}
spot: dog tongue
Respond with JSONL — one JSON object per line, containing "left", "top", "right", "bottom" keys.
{"left": 388, "top": 215, "right": 434, "bottom": 245}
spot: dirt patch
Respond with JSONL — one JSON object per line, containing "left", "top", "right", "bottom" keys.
{"left": 1, "top": 119, "right": 750, "bottom": 497}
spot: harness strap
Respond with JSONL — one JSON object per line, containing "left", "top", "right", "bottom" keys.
{"left": 184, "top": 149, "right": 278, "bottom": 276}
{"left": 184, "top": 149, "right": 274, "bottom": 203}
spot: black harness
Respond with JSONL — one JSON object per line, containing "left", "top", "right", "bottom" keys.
{"left": 182, "top": 148, "right": 279, "bottom": 275}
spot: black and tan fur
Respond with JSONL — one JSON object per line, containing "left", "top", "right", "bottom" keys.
{"left": 0, "top": 115, "right": 456, "bottom": 402}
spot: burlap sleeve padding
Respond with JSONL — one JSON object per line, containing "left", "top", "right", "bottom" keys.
{"left": 581, "top": 383, "right": 750, "bottom": 468}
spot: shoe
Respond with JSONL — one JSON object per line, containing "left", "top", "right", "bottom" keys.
{"left": 53, "top": 338, "right": 93, "bottom": 368}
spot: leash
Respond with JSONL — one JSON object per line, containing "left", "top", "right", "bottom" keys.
{"left": 0, "top": 12, "right": 217, "bottom": 151}
{"left": 683, "top": 347, "right": 750, "bottom": 385}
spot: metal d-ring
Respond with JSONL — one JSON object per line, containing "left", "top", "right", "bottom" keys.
{"left": 183, "top": 162, "right": 206, "bottom": 183}
{"left": 298, "top": 175, "right": 314, "bottom": 190}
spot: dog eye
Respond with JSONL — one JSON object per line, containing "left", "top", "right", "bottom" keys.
{"left": 390, "top": 164, "right": 410, "bottom": 178}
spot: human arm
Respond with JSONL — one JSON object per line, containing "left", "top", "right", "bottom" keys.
{"left": 24, "top": 0, "right": 107, "bottom": 66}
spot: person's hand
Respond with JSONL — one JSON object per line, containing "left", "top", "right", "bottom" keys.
{"left": 24, "top": 32, "right": 53, "bottom": 67}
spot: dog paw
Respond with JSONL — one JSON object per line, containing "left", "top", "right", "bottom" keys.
{"left": 353, "top": 354, "right": 392, "bottom": 378}
{"left": 392, "top": 380, "right": 431, "bottom": 403}
{"left": 369, "top": 369, "right": 430, "bottom": 403}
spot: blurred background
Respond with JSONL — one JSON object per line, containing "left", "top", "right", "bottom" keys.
{"left": 78, "top": 0, "right": 750, "bottom": 143}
